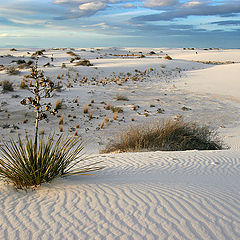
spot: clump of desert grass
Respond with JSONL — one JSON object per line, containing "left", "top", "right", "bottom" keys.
{"left": 0, "top": 135, "right": 103, "bottom": 189}
{"left": 164, "top": 55, "right": 172, "bottom": 60}
{"left": 74, "top": 59, "right": 92, "bottom": 66}
{"left": 2, "top": 80, "right": 14, "bottom": 92}
{"left": 83, "top": 105, "right": 88, "bottom": 114}
{"left": 110, "top": 106, "right": 123, "bottom": 113}
{"left": 66, "top": 51, "right": 78, "bottom": 57}
{"left": 114, "top": 94, "right": 129, "bottom": 101}
{"left": 6, "top": 66, "right": 20, "bottom": 75}
{"left": 113, "top": 112, "right": 118, "bottom": 120}
{"left": 55, "top": 99, "right": 62, "bottom": 110}
{"left": 20, "top": 77, "right": 28, "bottom": 89}
{"left": 59, "top": 114, "right": 64, "bottom": 125}
{"left": 100, "top": 117, "right": 109, "bottom": 129}
{"left": 105, "top": 103, "right": 111, "bottom": 110}
{"left": 89, "top": 111, "right": 93, "bottom": 119}
{"left": 101, "top": 119, "right": 224, "bottom": 153}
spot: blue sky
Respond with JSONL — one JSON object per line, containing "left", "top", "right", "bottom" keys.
{"left": 0, "top": 0, "right": 240, "bottom": 48}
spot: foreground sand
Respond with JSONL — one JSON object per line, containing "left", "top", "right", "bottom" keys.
{"left": 0, "top": 150, "right": 240, "bottom": 239}
{"left": 0, "top": 47, "right": 240, "bottom": 239}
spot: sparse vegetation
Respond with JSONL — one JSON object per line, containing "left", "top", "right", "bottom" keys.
{"left": 110, "top": 106, "right": 123, "bottom": 113}
{"left": 6, "top": 66, "right": 20, "bottom": 75}
{"left": 55, "top": 99, "right": 62, "bottom": 110}
{"left": 0, "top": 60, "right": 103, "bottom": 189}
{"left": 74, "top": 59, "right": 92, "bottom": 66}
{"left": 2, "top": 80, "right": 14, "bottom": 92}
{"left": 83, "top": 105, "right": 88, "bottom": 114}
{"left": 102, "top": 119, "right": 224, "bottom": 153}
{"left": 164, "top": 55, "right": 172, "bottom": 60}
{"left": 114, "top": 94, "right": 129, "bottom": 101}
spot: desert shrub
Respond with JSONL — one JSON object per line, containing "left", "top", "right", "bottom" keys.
{"left": 31, "top": 50, "right": 45, "bottom": 57}
{"left": 55, "top": 99, "right": 62, "bottom": 110}
{"left": 6, "top": 66, "right": 20, "bottom": 75}
{"left": 2, "top": 80, "right": 14, "bottom": 92}
{"left": 55, "top": 82, "right": 63, "bottom": 92}
{"left": 19, "top": 79, "right": 28, "bottom": 89}
{"left": 74, "top": 59, "right": 92, "bottom": 66}
{"left": 110, "top": 106, "right": 123, "bottom": 113}
{"left": 114, "top": 94, "right": 129, "bottom": 101}
{"left": 0, "top": 135, "right": 103, "bottom": 189}
{"left": 16, "top": 59, "right": 26, "bottom": 64}
{"left": 18, "top": 60, "right": 33, "bottom": 69}
{"left": 83, "top": 105, "right": 88, "bottom": 113}
{"left": 164, "top": 55, "right": 172, "bottom": 60}
{"left": 102, "top": 119, "right": 224, "bottom": 153}
{"left": 66, "top": 51, "right": 77, "bottom": 56}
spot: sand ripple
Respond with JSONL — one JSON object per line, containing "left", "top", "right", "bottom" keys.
{"left": 0, "top": 150, "right": 240, "bottom": 239}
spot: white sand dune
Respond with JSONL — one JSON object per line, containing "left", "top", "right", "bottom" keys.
{"left": 0, "top": 47, "right": 240, "bottom": 239}
{"left": 0, "top": 150, "right": 240, "bottom": 239}
{"left": 176, "top": 63, "right": 240, "bottom": 102}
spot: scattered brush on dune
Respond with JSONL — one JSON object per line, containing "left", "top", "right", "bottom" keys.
{"left": 0, "top": 59, "right": 104, "bottom": 190}
{"left": 0, "top": 135, "right": 104, "bottom": 189}
{"left": 102, "top": 119, "right": 225, "bottom": 153}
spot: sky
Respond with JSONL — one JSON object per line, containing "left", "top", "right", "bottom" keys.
{"left": 0, "top": 0, "right": 240, "bottom": 48}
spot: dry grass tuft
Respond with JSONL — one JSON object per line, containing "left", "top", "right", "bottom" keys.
{"left": 100, "top": 119, "right": 105, "bottom": 129}
{"left": 6, "top": 66, "right": 20, "bottom": 75}
{"left": 39, "top": 129, "right": 45, "bottom": 135}
{"left": 113, "top": 112, "right": 118, "bottom": 120}
{"left": 2, "top": 80, "right": 14, "bottom": 92}
{"left": 102, "top": 119, "right": 225, "bottom": 153}
{"left": 20, "top": 78, "right": 28, "bottom": 89}
{"left": 59, "top": 125, "right": 63, "bottom": 132}
{"left": 59, "top": 115, "right": 64, "bottom": 125}
{"left": 110, "top": 106, "right": 123, "bottom": 113}
{"left": 164, "top": 55, "right": 172, "bottom": 60}
{"left": 105, "top": 103, "right": 111, "bottom": 110}
{"left": 55, "top": 99, "right": 62, "bottom": 110}
{"left": 89, "top": 111, "right": 93, "bottom": 119}
{"left": 83, "top": 105, "right": 88, "bottom": 114}
{"left": 114, "top": 94, "right": 129, "bottom": 101}
{"left": 74, "top": 59, "right": 92, "bottom": 66}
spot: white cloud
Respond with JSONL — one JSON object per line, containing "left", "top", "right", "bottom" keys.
{"left": 183, "top": 1, "right": 202, "bottom": 8}
{"left": 9, "top": 18, "right": 45, "bottom": 25}
{"left": 122, "top": 3, "right": 135, "bottom": 8}
{"left": 143, "top": 0, "right": 179, "bottom": 8}
{"left": 79, "top": 2, "right": 106, "bottom": 11}
{"left": 0, "top": 33, "right": 36, "bottom": 38}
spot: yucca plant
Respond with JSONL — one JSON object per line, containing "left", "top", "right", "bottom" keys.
{"left": 0, "top": 135, "right": 103, "bottom": 189}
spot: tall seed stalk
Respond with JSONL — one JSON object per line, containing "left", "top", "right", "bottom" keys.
{"left": 20, "top": 58, "right": 58, "bottom": 153}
